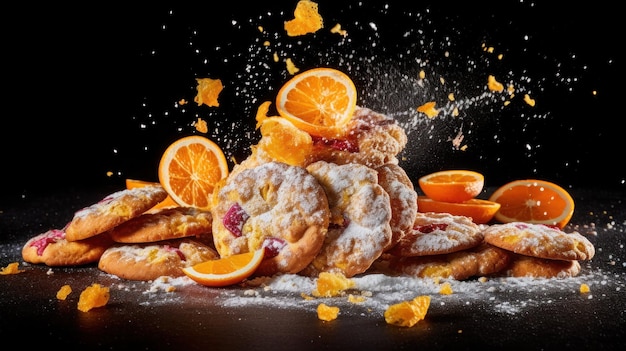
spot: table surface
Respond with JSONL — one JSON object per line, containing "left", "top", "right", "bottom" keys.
{"left": 1, "top": 186, "right": 624, "bottom": 351}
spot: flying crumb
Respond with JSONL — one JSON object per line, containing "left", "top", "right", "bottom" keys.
{"left": 285, "top": 58, "right": 300, "bottom": 75}
{"left": 194, "top": 78, "right": 223, "bottom": 107}
{"left": 330, "top": 23, "right": 347, "bottom": 37}
{"left": 417, "top": 101, "right": 439, "bottom": 118}
{"left": 284, "top": 0, "right": 324, "bottom": 36}
{"left": 193, "top": 118, "right": 208, "bottom": 133}
{"left": 487, "top": 75, "right": 504, "bottom": 92}
{"left": 523, "top": 94, "right": 536, "bottom": 107}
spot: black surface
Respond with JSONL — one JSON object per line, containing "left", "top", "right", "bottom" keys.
{"left": 1, "top": 187, "right": 625, "bottom": 350}
{"left": 1, "top": 1, "right": 625, "bottom": 350}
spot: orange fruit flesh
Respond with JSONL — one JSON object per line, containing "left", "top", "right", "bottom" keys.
{"left": 158, "top": 136, "right": 229, "bottom": 210}
{"left": 276, "top": 67, "right": 357, "bottom": 139}
{"left": 417, "top": 196, "right": 501, "bottom": 224}
{"left": 418, "top": 170, "right": 484, "bottom": 203}
{"left": 489, "top": 180, "right": 574, "bottom": 228}
{"left": 182, "top": 249, "right": 264, "bottom": 287}
{"left": 258, "top": 116, "right": 313, "bottom": 166}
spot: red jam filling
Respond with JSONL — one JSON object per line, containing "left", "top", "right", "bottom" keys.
{"left": 30, "top": 229, "right": 65, "bottom": 256}
{"left": 312, "top": 136, "right": 359, "bottom": 153}
{"left": 223, "top": 203, "right": 249, "bottom": 237}
{"left": 262, "top": 237, "right": 287, "bottom": 259}
{"left": 165, "top": 245, "right": 186, "bottom": 261}
{"left": 414, "top": 223, "right": 448, "bottom": 233}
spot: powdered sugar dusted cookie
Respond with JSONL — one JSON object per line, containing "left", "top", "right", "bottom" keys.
{"left": 375, "top": 163, "right": 418, "bottom": 252}
{"left": 387, "top": 243, "right": 512, "bottom": 280}
{"left": 22, "top": 228, "right": 114, "bottom": 266}
{"left": 97, "top": 238, "right": 219, "bottom": 281}
{"left": 211, "top": 161, "right": 330, "bottom": 277}
{"left": 66, "top": 185, "right": 168, "bottom": 241}
{"left": 300, "top": 161, "right": 392, "bottom": 278}
{"left": 483, "top": 222, "right": 595, "bottom": 261}
{"left": 307, "top": 107, "right": 408, "bottom": 169}
{"left": 389, "top": 212, "right": 483, "bottom": 257}
{"left": 503, "top": 254, "right": 581, "bottom": 278}
{"left": 108, "top": 207, "right": 212, "bottom": 243}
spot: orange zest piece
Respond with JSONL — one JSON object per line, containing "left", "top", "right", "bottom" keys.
{"left": 182, "top": 249, "right": 265, "bottom": 287}
{"left": 276, "top": 67, "right": 357, "bottom": 138}
{"left": 125, "top": 179, "right": 179, "bottom": 210}
{"left": 418, "top": 170, "right": 485, "bottom": 203}
{"left": 417, "top": 196, "right": 501, "bottom": 224}
{"left": 284, "top": 0, "right": 324, "bottom": 36}
{"left": 158, "top": 135, "right": 229, "bottom": 210}
{"left": 487, "top": 179, "right": 575, "bottom": 229}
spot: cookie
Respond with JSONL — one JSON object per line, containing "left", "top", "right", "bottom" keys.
{"left": 483, "top": 222, "right": 595, "bottom": 261}
{"left": 108, "top": 207, "right": 212, "bottom": 243}
{"left": 375, "top": 163, "right": 418, "bottom": 251}
{"left": 65, "top": 185, "right": 168, "bottom": 241}
{"left": 22, "top": 228, "right": 114, "bottom": 266}
{"left": 389, "top": 212, "right": 483, "bottom": 257}
{"left": 211, "top": 161, "right": 330, "bottom": 277}
{"left": 388, "top": 243, "right": 512, "bottom": 280}
{"left": 503, "top": 254, "right": 581, "bottom": 278}
{"left": 97, "top": 238, "right": 219, "bottom": 281}
{"left": 300, "top": 161, "right": 392, "bottom": 278}
{"left": 307, "top": 107, "right": 408, "bottom": 169}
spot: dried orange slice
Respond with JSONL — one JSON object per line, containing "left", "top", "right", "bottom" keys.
{"left": 418, "top": 170, "right": 484, "bottom": 203}
{"left": 417, "top": 196, "right": 501, "bottom": 224}
{"left": 158, "top": 135, "right": 229, "bottom": 210}
{"left": 125, "top": 179, "right": 179, "bottom": 210}
{"left": 276, "top": 67, "right": 357, "bottom": 138}
{"left": 182, "top": 248, "right": 265, "bottom": 287}
{"left": 488, "top": 179, "right": 575, "bottom": 229}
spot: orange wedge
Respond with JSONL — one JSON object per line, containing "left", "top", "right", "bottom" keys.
{"left": 125, "top": 179, "right": 179, "bottom": 210}
{"left": 418, "top": 170, "right": 485, "bottom": 203}
{"left": 158, "top": 135, "right": 229, "bottom": 210}
{"left": 417, "top": 196, "right": 501, "bottom": 224}
{"left": 182, "top": 249, "right": 265, "bottom": 287}
{"left": 488, "top": 179, "right": 575, "bottom": 229}
{"left": 276, "top": 67, "right": 357, "bottom": 138}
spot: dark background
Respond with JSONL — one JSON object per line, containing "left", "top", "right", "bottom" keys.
{"left": 2, "top": 1, "right": 622, "bottom": 208}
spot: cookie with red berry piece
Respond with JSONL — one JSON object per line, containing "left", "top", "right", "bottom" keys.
{"left": 97, "top": 238, "right": 219, "bottom": 281}
{"left": 22, "top": 228, "right": 114, "bottom": 266}
{"left": 65, "top": 185, "right": 168, "bottom": 242}
{"left": 388, "top": 212, "right": 484, "bottom": 257}
{"left": 211, "top": 161, "right": 330, "bottom": 277}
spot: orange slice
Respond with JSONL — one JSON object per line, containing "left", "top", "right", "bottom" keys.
{"left": 276, "top": 67, "right": 357, "bottom": 138}
{"left": 418, "top": 170, "right": 485, "bottom": 203}
{"left": 182, "top": 249, "right": 265, "bottom": 287}
{"left": 417, "top": 196, "right": 501, "bottom": 224}
{"left": 488, "top": 179, "right": 575, "bottom": 229}
{"left": 125, "top": 179, "right": 179, "bottom": 210}
{"left": 258, "top": 116, "right": 313, "bottom": 166}
{"left": 158, "top": 135, "right": 229, "bottom": 210}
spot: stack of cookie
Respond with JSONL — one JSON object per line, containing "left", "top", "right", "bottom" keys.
{"left": 22, "top": 106, "right": 596, "bottom": 282}
{"left": 22, "top": 185, "right": 219, "bottom": 281}
{"left": 384, "top": 212, "right": 595, "bottom": 279}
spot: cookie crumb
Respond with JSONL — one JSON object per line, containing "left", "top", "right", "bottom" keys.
{"left": 0, "top": 262, "right": 23, "bottom": 275}
{"left": 317, "top": 303, "right": 340, "bottom": 321}
{"left": 56, "top": 284, "right": 72, "bottom": 300}
{"left": 77, "top": 283, "right": 110, "bottom": 312}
